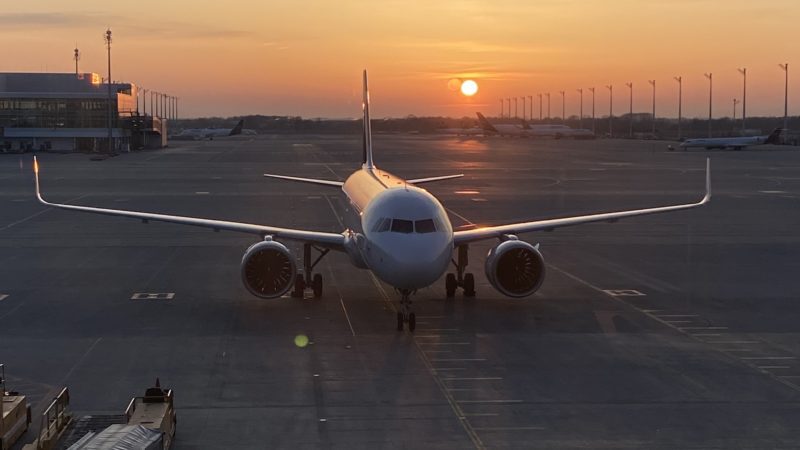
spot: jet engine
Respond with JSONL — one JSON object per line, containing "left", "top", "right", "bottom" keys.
{"left": 240, "top": 240, "right": 296, "bottom": 298}
{"left": 485, "top": 239, "right": 546, "bottom": 298}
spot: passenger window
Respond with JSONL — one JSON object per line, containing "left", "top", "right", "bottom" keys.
{"left": 415, "top": 219, "right": 436, "bottom": 233}
{"left": 391, "top": 219, "right": 413, "bottom": 234}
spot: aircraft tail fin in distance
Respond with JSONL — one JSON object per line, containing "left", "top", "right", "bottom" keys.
{"left": 362, "top": 70, "right": 375, "bottom": 169}
{"left": 765, "top": 128, "right": 783, "bottom": 145}
{"left": 475, "top": 112, "right": 498, "bottom": 133}
{"left": 229, "top": 120, "right": 244, "bottom": 136}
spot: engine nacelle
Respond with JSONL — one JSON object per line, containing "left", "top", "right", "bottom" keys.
{"left": 485, "top": 239, "right": 546, "bottom": 298}
{"left": 240, "top": 240, "right": 296, "bottom": 298}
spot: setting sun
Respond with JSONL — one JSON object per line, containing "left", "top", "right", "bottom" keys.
{"left": 460, "top": 80, "right": 478, "bottom": 96}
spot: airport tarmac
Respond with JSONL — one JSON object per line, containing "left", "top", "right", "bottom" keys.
{"left": 2, "top": 134, "right": 800, "bottom": 449}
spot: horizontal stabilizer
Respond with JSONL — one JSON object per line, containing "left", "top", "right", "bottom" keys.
{"left": 264, "top": 173, "right": 344, "bottom": 187}
{"left": 407, "top": 174, "right": 464, "bottom": 184}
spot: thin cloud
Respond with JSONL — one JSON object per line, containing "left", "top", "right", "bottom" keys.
{"left": 395, "top": 40, "right": 558, "bottom": 55}
{"left": 0, "top": 12, "right": 253, "bottom": 40}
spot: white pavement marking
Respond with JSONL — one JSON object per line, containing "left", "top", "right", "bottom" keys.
{"left": 679, "top": 326, "right": 729, "bottom": 330}
{"left": 602, "top": 289, "right": 646, "bottom": 297}
{"left": 758, "top": 366, "right": 792, "bottom": 370}
{"left": 430, "top": 358, "right": 487, "bottom": 362}
{"left": 328, "top": 265, "right": 355, "bottom": 337}
{"left": 458, "top": 400, "right": 523, "bottom": 404}
{"left": 131, "top": 293, "right": 175, "bottom": 300}
{"left": 60, "top": 337, "right": 102, "bottom": 385}
{"left": 741, "top": 356, "right": 797, "bottom": 360}
{"left": 418, "top": 342, "right": 471, "bottom": 345}
{"left": 691, "top": 334, "right": 723, "bottom": 337}
{"left": 0, "top": 294, "right": 8, "bottom": 302}
{"left": 442, "top": 377, "right": 503, "bottom": 381}
{"left": 1, "top": 193, "right": 89, "bottom": 232}
{"left": 195, "top": 191, "right": 210, "bottom": 195}
{"left": 705, "top": 341, "right": 761, "bottom": 344}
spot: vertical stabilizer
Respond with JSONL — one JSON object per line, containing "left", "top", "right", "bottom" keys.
{"left": 475, "top": 112, "right": 499, "bottom": 133}
{"left": 362, "top": 70, "right": 375, "bottom": 169}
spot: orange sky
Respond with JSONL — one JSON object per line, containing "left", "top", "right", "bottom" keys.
{"left": 1, "top": 0, "right": 798, "bottom": 118}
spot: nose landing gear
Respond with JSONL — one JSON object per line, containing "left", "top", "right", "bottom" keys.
{"left": 396, "top": 289, "right": 416, "bottom": 332}
{"left": 446, "top": 244, "right": 476, "bottom": 298}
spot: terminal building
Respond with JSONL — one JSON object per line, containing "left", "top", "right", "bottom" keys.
{"left": 0, "top": 72, "right": 167, "bottom": 153}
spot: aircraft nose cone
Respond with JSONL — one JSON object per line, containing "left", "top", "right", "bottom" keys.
{"left": 382, "top": 235, "right": 452, "bottom": 289}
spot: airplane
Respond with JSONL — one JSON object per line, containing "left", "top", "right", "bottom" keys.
{"left": 680, "top": 128, "right": 782, "bottom": 150}
{"left": 33, "top": 71, "right": 711, "bottom": 332}
{"left": 522, "top": 123, "right": 596, "bottom": 139}
{"left": 475, "top": 112, "right": 531, "bottom": 136}
{"left": 175, "top": 119, "right": 244, "bottom": 140}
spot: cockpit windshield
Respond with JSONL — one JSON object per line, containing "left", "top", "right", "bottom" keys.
{"left": 371, "top": 217, "right": 441, "bottom": 234}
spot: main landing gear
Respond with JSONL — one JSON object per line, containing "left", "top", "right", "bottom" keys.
{"left": 446, "top": 244, "right": 476, "bottom": 298}
{"left": 291, "top": 243, "right": 330, "bottom": 299}
{"left": 396, "top": 289, "right": 416, "bottom": 332}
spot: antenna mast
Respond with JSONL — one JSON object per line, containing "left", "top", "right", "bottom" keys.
{"left": 73, "top": 45, "right": 80, "bottom": 75}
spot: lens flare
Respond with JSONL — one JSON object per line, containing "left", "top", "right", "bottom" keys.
{"left": 460, "top": 80, "right": 478, "bottom": 96}
{"left": 294, "top": 334, "right": 309, "bottom": 348}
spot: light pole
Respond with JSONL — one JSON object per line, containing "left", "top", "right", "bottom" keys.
{"left": 648, "top": 80, "right": 656, "bottom": 135}
{"left": 538, "top": 94, "right": 543, "bottom": 121}
{"left": 738, "top": 67, "right": 747, "bottom": 132}
{"left": 104, "top": 28, "right": 113, "bottom": 154}
{"left": 507, "top": 97, "right": 511, "bottom": 118}
{"left": 780, "top": 63, "right": 789, "bottom": 134}
{"left": 514, "top": 97, "right": 518, "bottom": 119}
{"left": 704, "top": 73, "right": 713, "bottom": 137}
{"left": 522, "top": 96, "right": 526, "bottom": 120}
{"left": 577, "top": 88, "right": 584, "bottom": 129}
{"left": 528, "top": 95, "right": 533, "bottom": 122}
{"left": 589, "top": 87, "right": 595, "bottom": 134}
{"left": 606, "top": 85, "right": 613, "bottom": 137}
{"left": 560, "top": 91, "right": 565, "bottom": 122}
{"left": 546, "top": 93, "right": 551, "bottom": 122}
{"left": 626, "top": 82, "right": 633, "bottom": 137}
{"left": 674, "top": 76, "right": 682, "bottom": 139}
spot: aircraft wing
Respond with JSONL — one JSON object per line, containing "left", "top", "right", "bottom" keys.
{"left": 264, "top": 173, "right": 344, "bottom": 187}
{"left": 408, "top": 174, "right": 464, "bottom": 184}
{"left": 453, "top": 159, "right": 710, "bottom": 246}
{"left": 34, "top": 158, "right": 346, "bottom": 248}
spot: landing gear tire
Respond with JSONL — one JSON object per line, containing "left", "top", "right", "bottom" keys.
{"left": 445, "top": 273, "right": 457, "bottom": 298}
{"left": 397, "top": 312, "right": 404, "bottom": 331}
{"left": 409, "top": 313, "right": 416, "bottom": 332}
{"left": 312, "top": 274, "right": 323, "bottom": 298}
{"left": 463, "top": 273, "right": 476, "bottom": 297}
{"left": 291, "top": 274, "right": 305, "bottom": 298}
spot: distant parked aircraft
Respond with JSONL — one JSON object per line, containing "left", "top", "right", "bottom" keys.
{"left": 476, "top": 113, "right": 595, "bottom": 139}
{"left": 176, "top": 120, "right": 244, "bottom": 140}
{"left": 680, "top": 128, "right": 782, "bottom": 150}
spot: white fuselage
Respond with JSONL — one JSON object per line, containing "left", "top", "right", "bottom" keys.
{"left": 177, "top": 128, "right": 233, "bottom": 139}
{"left": 341, "top": 168, "right": 454, "bottom": 290}
{"left": 680, "top": 135, "right": 768, "bottom": 149}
